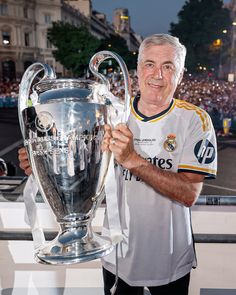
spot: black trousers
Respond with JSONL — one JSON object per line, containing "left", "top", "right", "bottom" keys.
{"left": 103, "top": 267, "right": 190, "bottom": 295}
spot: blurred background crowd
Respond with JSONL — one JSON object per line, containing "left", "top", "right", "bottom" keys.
{"left": 0, "top": 81, "right": 19, "bottom": 108}
{"left": 109, "top": 72, "right": 236, "bottom": 136}
{"left": 1, "top": 73, "right": 236, "bottom": 136}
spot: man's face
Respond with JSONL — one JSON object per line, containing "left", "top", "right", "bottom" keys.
{"left": 137, "top": 44, "right": 183, "bottom": 106}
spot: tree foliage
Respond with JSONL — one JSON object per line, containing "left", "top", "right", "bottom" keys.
{"left": 47, "top": 22, "right": 100, "bottom": 76}
{"left": 169, "top": 0, "right": 231, "bottom": 72}
{"left": 98, "top": 34, "right": 137, "bottom": 70}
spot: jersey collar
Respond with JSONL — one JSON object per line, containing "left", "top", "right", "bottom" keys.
{"left": 131, "top": 94, "right": 175, "bottom": 122}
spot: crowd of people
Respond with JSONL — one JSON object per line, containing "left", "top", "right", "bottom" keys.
{"left": 175, "top": 76, "right": 236, "bottom": 135}
{"left": 1, "top": 73, "right": 236, "bottom": 135}
{"left": 108, "top": 72, "right": 236, "bottom": 136}
{"left": 0, "top": 81, "right": 19, "bottom": 107}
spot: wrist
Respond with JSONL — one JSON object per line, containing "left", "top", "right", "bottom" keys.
{"left": 120, "top": 152, "right": 146, "bottom": 170}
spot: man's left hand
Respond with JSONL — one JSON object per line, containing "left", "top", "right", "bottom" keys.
{"left": 109, "top": 123, "right": 138, "bottom": 168}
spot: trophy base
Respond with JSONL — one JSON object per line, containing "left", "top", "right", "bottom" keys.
{"left": 35, "top": 231, "right": 114, "bottom": 265}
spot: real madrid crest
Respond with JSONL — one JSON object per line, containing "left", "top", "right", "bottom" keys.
{"left": 163, "top": 134, "right": 177, "bottom": 152}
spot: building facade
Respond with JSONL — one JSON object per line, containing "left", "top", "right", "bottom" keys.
{"left": 228, "top": 1, "right": 236, "bottom": 76}
{"left": 113, "top": 8, "right": 141, "bottom": 52}
{"left": 0, "top": 0, "right": 141, "bottom": 81}
{"left": 0, "top": 0, "right": 89, "bottom": 80}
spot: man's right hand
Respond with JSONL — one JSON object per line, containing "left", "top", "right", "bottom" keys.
{"left": 18, "top": 147, "right": 32, "bottom": 176}
{"left": 101, "top": 124, "right": 112, "bottom": 152}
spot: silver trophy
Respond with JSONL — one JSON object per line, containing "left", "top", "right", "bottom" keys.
{"left": 18, "top": 51, "right": 130, "bottom": 265}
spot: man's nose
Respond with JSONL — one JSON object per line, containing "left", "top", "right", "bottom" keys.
{"left": 153, "top": 67, "right": 163, "bottom": 79}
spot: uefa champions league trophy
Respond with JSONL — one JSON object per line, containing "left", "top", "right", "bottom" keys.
{"left": 18, "top": 51, "right": 130, "bottom": 265}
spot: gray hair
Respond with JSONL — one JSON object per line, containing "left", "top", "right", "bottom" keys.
{"left": 138, "top": 34, "right": 186, "bottom": 73}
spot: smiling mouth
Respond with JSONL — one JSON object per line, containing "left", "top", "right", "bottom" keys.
{"left": 148, "top": 82, "right": 163, "bottom": 88}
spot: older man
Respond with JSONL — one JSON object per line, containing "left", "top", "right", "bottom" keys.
{"left": 101, "top": 34, "right": 217, "bottom": 295}
{"left": 19, "top": 34, "right": 217, "bottom": 295}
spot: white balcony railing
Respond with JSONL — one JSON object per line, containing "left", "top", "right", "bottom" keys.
{"left": 0, "top": 179, "right": 236, "bottom": 295}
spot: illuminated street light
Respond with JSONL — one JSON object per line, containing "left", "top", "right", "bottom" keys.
{"left": 213, "top": 39, "right": 222, "bottom": 47}
{"left": 232, "top": 21, "right": 236, "bottom": 26}
{"left": 120, "top": 15, "right": 129, "bottom": 20}
{"left": 108, "top": 44, "right": 112, "bottom": 48}
{"left": 222, "top": 29, "right": 227, "bottom": 34}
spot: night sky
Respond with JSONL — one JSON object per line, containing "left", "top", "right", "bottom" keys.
{"left": 92, "top": 0, "right": 231, "bottom": 38}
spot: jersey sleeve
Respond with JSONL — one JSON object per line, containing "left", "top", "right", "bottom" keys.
{"left": 178, "top": 110, "right": 217, "bottom": 178}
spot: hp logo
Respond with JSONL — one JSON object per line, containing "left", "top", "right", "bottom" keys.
{"left": 194, "top": 139, "right": 216, "bottom": 164}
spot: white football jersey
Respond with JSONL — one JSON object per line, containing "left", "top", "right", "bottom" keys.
{"left": 102, "top": 97, "right": 217, "bottom": 286}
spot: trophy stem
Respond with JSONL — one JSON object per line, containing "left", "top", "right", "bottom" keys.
{"left": 36, "top": 219, "right": 114, "bottom": 265}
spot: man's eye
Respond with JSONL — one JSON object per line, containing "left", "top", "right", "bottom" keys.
{"left": 145, "top": 63, "right": 154, "bottom": 68}
{"left": 162, "top": 64, "right": 174, "bottom": 71}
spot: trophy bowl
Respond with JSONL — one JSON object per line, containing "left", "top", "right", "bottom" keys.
{"left": 23, "top": 79, "right": 112, "bottom": 264}
{"left": 18, "top": 51, "right": 130, "bottom": 265}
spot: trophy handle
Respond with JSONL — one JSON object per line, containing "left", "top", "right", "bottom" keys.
{"left": 89, "top": 50, "right": 131, "bottom": 123}
{"left": 18, "top": 63, "right": 56, "bottom": 138}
